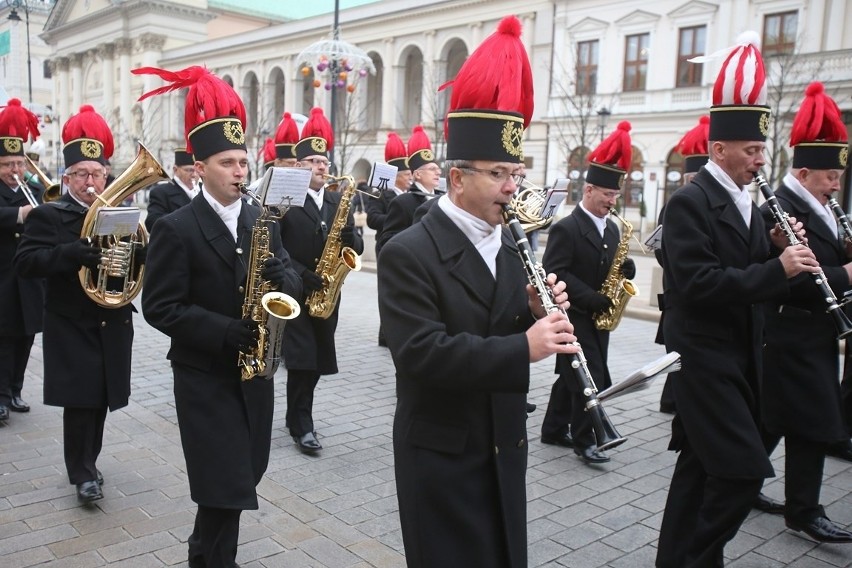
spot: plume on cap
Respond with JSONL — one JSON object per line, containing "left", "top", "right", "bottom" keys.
{"left": 0, "top": 99, "right": 40, "bottom": 142}
{"left": 300, "top": 107, "right": 334, "bottom": 150}
{"left": 261, "top": 137, "right": 275, "bottom": 165}
{"left": 62, "top": 105, "right": 114, "bottom": 159}
{"left": 677, "top": 116, "right": 710, "bottom": 156}
{"left": 589, "top": 121, "right": 632, "bottom": 171}
{"left": 275, "top": 112, "right": 300, "bottom": 145}
{"left": 407, "top": 125, "right": 432, "bottom": 153}
{"left": 790, "top": 82, "right": 847, "bottom": 146}
{"left": 384, "top": 132, "right": 407, "bottom": 162}
{"left": 442, "top": 15, "right": 534, "bottom": 132}
{"left": 712, "top": 31, "right": 767, "bottom": 106}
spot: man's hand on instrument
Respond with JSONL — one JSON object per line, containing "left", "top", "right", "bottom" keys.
{"left": 340, "top": 225, "right": 356, "bottom": 248}
{"left": 301, "top": 269, "right": 324, "bottom": 293}
{"left": 770, "top": 216, "right": 807, "bottom": 249}
{"left": 621, "top": 257, "right": 636, "bottom": 279}
{"left": 225, "top": 318, "right": 259, "bottom": 353}
{"left": 64, "top": 238, "right": 101, "bottom": 270}
{"left": 587, "top": 292, "right": 613, "bottom": 315}
{"left": 526, "top": 273, "right": 568, "bottom": 319}
{"left": 779, "top": 244, "right": 820, "bottom": 278}
{"left": 526, "top": 312, "right": 580, "bottom": 363}
{"left": 261, "top": 257, "right": 286, "bottom": 288}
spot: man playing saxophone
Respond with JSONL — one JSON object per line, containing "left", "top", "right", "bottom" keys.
{"left": 540, "top": 122, "right": 637, "bottom": 465}
{"left": 135, "top": 66, "right": 301, "bottom": 567}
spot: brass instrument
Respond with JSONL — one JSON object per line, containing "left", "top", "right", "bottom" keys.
{"left": 509, "top": 179, "right": 555, "bottom": 233}
{"left": 11, "top": 173, "right": 39, "bottom": 208}
{"left": 305, "top": 174, "right": 362, "bottom": 319}
{"left": 594, "top": 208, "right": 639, "bottom": 331}
{"left": 78, "top": 143, "right": 167, "bottom": 308}
{"left": 25, "top": 155, "right": 61, "bottom": 202}
{"left": 238, "top": 185, "right": 300, "bottom": 381}
{"left": 828, "top": 197, "right": 852, "bottom": 246}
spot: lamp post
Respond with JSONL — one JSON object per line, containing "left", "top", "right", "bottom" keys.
{"left": 596, "top": 106, "right": 611, "bottom": 143}
{"left": 7, "top": 0, "right": 32, "bottom": 105}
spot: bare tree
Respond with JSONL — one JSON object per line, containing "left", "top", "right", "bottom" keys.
{"left": 334, "top": 74, "right": 375, "bottom": 176}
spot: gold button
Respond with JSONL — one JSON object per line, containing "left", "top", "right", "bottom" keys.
{"left": 238, "top": 286, "right": 245, "bottom": 293}
{"left": 100, "top": 321, "right": 107, "bottom": 327}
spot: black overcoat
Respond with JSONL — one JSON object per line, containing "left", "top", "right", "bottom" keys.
{"left": 365, "top": 187, "right": 396, "bottom": 255}
{"left": 375, "top": 190, "right": 431, "bottom": 256}
{"left": 378, "top": 206, "right": 533, "bottom": 568}
{"left": 0, "top": 181, "right": 44, "bottom": 336}
{"left": 14, "top": 194, "right": 133, "bottom": 411}
{"left": 277, "top": 190, "right": 363, "bottom": 374}
{"left": 759, "top": 183, "right": 848, "bottom": 443}
{"left": 144, "top": 180, "right": 191, "bottom": 232}
{"left": 661, "top": 167, "right": 789, "bottom": 478}
{"left": 142, "top": 194, "right": 301, "bottom": 509}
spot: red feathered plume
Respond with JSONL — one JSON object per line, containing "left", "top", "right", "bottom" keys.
{"left": 260, "top": 137, "right": 275, "bottom": 164}
{"left": 133, "top": 65, "right": 246, "bottom": 153}
{"left": 790, "top": 82, "right": 848, "bottom": 146}
{"left": 441, "top": 15, "right": 534, "bottom": 137}
{"left": 384, "top": 132, "right": 407, "bottom": 161}
{"left": 62, "top": 105, "right": 114, "bottom": 159}
{"left": 589, "top": 121, "right": 632, "bottom": 171}
{"left": 0, "top": 99, "right": 40, "bottom": 142}
{"left": 274, "top": 112, "right": 299, "bottom": 145}
{"left": 301, "top": 107, "right": 334, "bottom": 151}
{"left": 407, "top": 125, "right": 432, "bottom": 154}
{"left": 712, "top": 31, "right": 766, "bottom": 106}
{"left": 676, "top": 116, "right": 710, "bottom": 156}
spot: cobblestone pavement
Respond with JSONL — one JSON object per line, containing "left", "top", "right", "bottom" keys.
{"left": 2, "top": 265, "right": 852, "bottom": 567}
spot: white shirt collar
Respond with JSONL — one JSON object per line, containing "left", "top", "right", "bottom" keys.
{"left": 175, "top": 177, "right": 198, "bottom": 200}
{"left": 577, "top": 201, "right": 608, "bottom": 238}
{"left": 705, "top": 161, "right": 752, "bottom": 228}
{"left": 783, "top": 171, "right": 838, "bottom": 238}
{"left": 307, "top": 186, "right": 324, "bottom": 209}
{"left": 201, "top": 187, "right": 242, "bottom": 241}
{"left": 413, "top": 181, "right": 434, "bottom": 194}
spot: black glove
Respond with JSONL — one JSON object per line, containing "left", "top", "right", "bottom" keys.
{"left": 261, "top": 257, "right": 286, "bottom": 287}
{"left": 302, "top": 270, "right": 325, "bottom": 293}
{"left": 133, "top": 244, "right": 147, "bottom": 265}
{"left": 621, "top": 257, "right": 636, "bottom": 280}
{"left": 587, "top": 293, "right": 613, "bottom": 314}
{"left": 224, "top": 318, "right": 259, "bottom": 353}
{"left": 65, "top": 238, "right": 101, "bottom": 270}
{"left": 340, "top": 224, "right": 356, "bottom": 248}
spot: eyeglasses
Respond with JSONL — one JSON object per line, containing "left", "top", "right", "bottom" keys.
{"left": 67, "top": 170, "right": 106, "bottom": 181}
{"left": 460, "top": 166, "right": 525, "bottom": 186}
{"left": 592, "top": 186, "right": 622, "bottom": 200}
{"left": 0, "top": 160, "right": 25, "bottom": 170}
{"left": 305, "top": 158, "right": 330, "bottom": 167}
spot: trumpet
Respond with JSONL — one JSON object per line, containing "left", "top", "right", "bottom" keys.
{"left": 12, "top": 173, "right": 39, "bottom": 208}
{"left": 25, "top": 155, "right": 62, "bottom": 202}
{"left": 828, "top": 197, "right": 852, "bottom": 246}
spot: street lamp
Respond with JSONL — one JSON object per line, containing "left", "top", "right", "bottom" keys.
{"left": 596, "top": 106, "right": 611, "bottom": 143}
{"left": 7, "top": 0, "right": 32, "bottom": 105}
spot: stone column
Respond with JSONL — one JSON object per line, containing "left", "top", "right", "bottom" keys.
{"left": 138, "top": 34, "right": 167, "bottom": 154}
{"left": 115, "top": 38, "right": 134, "bottom": 162}
{"left": 381, "top": 38, "right": 395, "bottom": 129}
{"left": 825, "top": 0, "right": 845, "bottom": 51}
{"left": 54, "top": 57, "right": 70, "bottom": 129}
{"left": 98, "top": 43, "right": 115, "bottom": 120}
{"left": 69, "top": 53, "right": 84, "bottom": 111}
{"left": 422, "top": 30, "right": 436, "bottom": 129}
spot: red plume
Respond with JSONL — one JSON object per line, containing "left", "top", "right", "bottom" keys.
{"left": 260, "top": 137, "right": 275, "bottom": 163}
{"left": 407, "top": 125, "right": 432, "bottom": 154}
{"left": 301, "top": 107, "right": 334, "bottom": 151}
{"left": 712, "top": 31, "right": 766, "bottom": 106}
{"left": 441, "top": 15, "right": 534, "bottom": 136}
{"left": 0, "top": 99, "right": 40, "bottom": 142}
{"left": 790, "top": 82, "right": 848, "bottom": 146}
{"left": 384, "top": 132, "right": 407, "bottom": 161}
{"left": 589, "top": 121, "right": 632, "bottom": 171}
{"left": 676, "top": 115, "right": 710, "bottom": 156}
{"left": 274, "top": 112, "right": 299, "bottom": 145}
{"left": 61, "top": 105, "right": 114, "bottom": 159}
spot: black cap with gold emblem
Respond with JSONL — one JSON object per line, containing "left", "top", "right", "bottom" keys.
{"left": 0, "top": 99, "right": 40, "bottom": 158}
{"left": 790, "top": 82, "right": 848, "bottom": 171}
{"left": 174, "top": 148, "right": 194, "bottom": 167}
{"left": 407, "top": 125, "right": 438, "bottom": 170}
{"left": 295, "top": 107, "right": 333, "bottom": 161}
{"left": 446, "top": 110, "right": 525, "bottom": 163}
{"left": 61, "top": 105, "right": 114, "bottom": 167}
{"left": 586, "top": 121, "right": 632, "bottom": 190}
{"left": 188, "top": 117, "right": 246, "bottom": 162}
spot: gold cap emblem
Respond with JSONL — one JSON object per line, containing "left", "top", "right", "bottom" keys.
{"left": 421, "top": 149, "right": 434, "bottom": 161}
{"left": 758, "top": 112, "right": 770, "bottom": 137}
{"left": 223, "top": 121, "right": 245, "bottom": 145}
{"left": 501, "top": 121, "right": 523, "bottom": 158}
{"left": 840, "top": 147, "right": 848, "bottom": 169}
{"left": 2, "top": 138, "right": 22, "bottom": 154}
{"left": 310, "top": 137, "right": 327, "bottom": 153}
{"left": 81, "top": 140, "right": 102, "bottom": 159}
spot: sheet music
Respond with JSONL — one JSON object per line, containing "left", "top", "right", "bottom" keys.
{"left": 552, "top": 178, "right": 570, "bottom": 191}
{"left": 368, "top": 162, "right": 399, "bottom": 192}
{"left": 541, "top": 189, "right": 569, "bottom": 220}
{"left": 644, "top": 224, "right": 663, "bottom": 251}
{"left": 93, "top": 207, "right": 140, "bottom": 237}
{"left": 263, "top": 167, "right": 311, "bottom": 208}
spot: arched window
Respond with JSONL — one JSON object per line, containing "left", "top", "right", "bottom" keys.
{"left": 268, "top": 67, "right": 286, "bottom": 127}
{"left": 664, "top": 147, "right": 685, "bottom": 206}
{"left": 622, "top": 145, "right": 644, "bottom": 208}
{"left": 401, "top": 47, "right": 424, "bottom": 130}
{"left": 301, "top": 68, "right": 315, "bottom": 115}
{"left": 364, "top": 52, "right": 383, "bottom": 131}
{"left": 566, "top": 146, "right": 591, "bottom": 204}
{"left": 243, "top": 72, "right": 259, "bottom": 138}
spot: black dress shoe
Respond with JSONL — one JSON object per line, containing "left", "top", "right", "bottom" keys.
{"left": 574, "top": 445, "right": 610, "bottom": 464}
{"left": 293, "top": 431, "right": 322, "bottom": 454}
{"left": 827, "top": 440, "right": 852, "bottom": 463}
{"left": 9, "top": 396, "right": 29, "bottom": 412}
{"left": 753, "top": 493, "right": 785, "bottom": 515}
{"left": 526, "top": 403, "right": 537, "bottom": 414}
{"left": 0, "top": 405, "right": 8, "bottom": 422}
{"left": 76, "top": 480, "right": 104, "bottom": 503}
{"left": 787, "top": 516, "right": 852, "bottom": 543}
{"left": 541, "top": 431, "right": 573, "bottom": 448}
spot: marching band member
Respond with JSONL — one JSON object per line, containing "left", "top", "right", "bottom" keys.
{"left": 144, "top": 148, "right": 198, "bottom": 232}
{"left": 273, "top": 111, "right": 299, "bottom": 168}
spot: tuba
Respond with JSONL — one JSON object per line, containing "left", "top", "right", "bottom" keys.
{"left": 78, "top": 143, "right": 167, "bottom": 308}
{"left": 25, "top": 155, "right": 62, "bottom": 202}
{"left": 305, "top": 174, "right": 362, "bottom": 319}
{"left": 594, "top": 208, "right": 639, "bottom": 331}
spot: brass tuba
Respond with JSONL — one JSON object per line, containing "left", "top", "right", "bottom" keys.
{"left": 25, "top": 155, "right": 62, "bottom": 202}
{"left": 594, "top": 208, "right": 639, "bottom": 331}
{"left": 78, "top": 143, "right": 167, "bottom": 308}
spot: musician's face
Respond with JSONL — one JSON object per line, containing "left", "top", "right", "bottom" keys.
{"left": 799, "top": 167, "right": 844, "bottom": 205}
{"left": 173, "top": 164, "right": 198, "bottom": 189}
{"left": 0, "top": 155, "right": 26, "bottom": 189}
{"left": 197, "top": 149, "right": 248, "bottom": 206}
{"left": 395, "top": 170, "right": 412, "bottom": 191}
{"left": 63, "top": 160, "right": 107, "bottom": 206}
{"left": 450, "top": 160, "right": 523, "bottom": 227}
{"left": 712, "top": 140, "right": 766, "bottom": 186}
{"left": 414, "top": 163, "right": 441, "bottom": 191}
{"left": 298, "top": 155, "right": 330, "bottom": 190}
{"left": 274, "top": 157, "right": 297, "bottom": 168}
{"left": 583, "top": 184, "right": 621, "bottom": 218}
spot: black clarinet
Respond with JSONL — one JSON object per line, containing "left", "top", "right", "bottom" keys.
{"left": 502, "top": 204, "right": 626, "bottom": 451}
{"left": 754, "top": 173, "right": 852, "bottom": 339}
{"left": 828, "top": 197, "right": 852, "bottom": 246}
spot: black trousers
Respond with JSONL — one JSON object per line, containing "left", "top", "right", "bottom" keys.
{"left": 286, "top": 370, "right": 320, "bottom": 436}
{"left": 0, "top": 335, "right": 34, "bottom": 405}
{"left": 63, "top": 407, "right": 108, "bottom": 485}
{"left": 541, "top": 374, "right": 573, "bottom": 439}
{"left": 657, "top": 444, "right": 763, "bottom": 568}
{"left": 764, "top": 434, "right": 827, "bottom": 523}
{"left": 187, "top": 505, "right": 241, "bottom": 568}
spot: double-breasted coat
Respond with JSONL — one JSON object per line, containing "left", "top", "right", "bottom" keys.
{"left": 142, "top": 195, "right": 301, "bottom": 509}
{"left": 378, "top": 206, "right": 533, "bottom": 568}
{"left": 14, "top": 194, "right": 133, "bottom": 411}
{"left": 759, "top": 183, "right": 848, "bottom": 443}
{"left": 277, "top": 191, "right": 363, "bottom": 374}
{"left": 375, "top": 190, "right": 431, "bottom": 257}
{"left": 144, "top": 180, "right": 192, "bottom": 232}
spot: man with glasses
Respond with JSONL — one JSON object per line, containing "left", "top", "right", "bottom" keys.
{"left": 540, "top": 121, "right": 637, "bottom": 465}
{"left": 144, "top": 149, "right": 198, "bottom": 232}
{"left": 278, "top": 107, "right": 363, "bottom": 454}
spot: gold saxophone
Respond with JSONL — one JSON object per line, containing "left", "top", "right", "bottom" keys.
{"left": 238, "top": 189, "right": 300, "bottom": 381}
{"left": 305, "top": 174, "right": 362, "bottom": 319}
{"left": 594, "top": 208, "right": 639, "bottom": 331}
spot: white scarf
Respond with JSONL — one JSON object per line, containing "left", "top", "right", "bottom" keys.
{"left": 783, "top": 172, "right": 838, "bottom": 239}
{"left": 577, "top": 201, "right": 608, "bottom": 238}
{"left": 202, "top": 187, "right": 241, "bottom": 242}
{"left": 307, "top": 186, "right": 324, "bottom": 210}
{"left": 438, "top": 194, "right": 502, "bottom": 279}
{"left": 705, "top": 161, "right": 752, "bottom": 228}
{"left": 175, "top": 176, "right": 198, "bottom": 200}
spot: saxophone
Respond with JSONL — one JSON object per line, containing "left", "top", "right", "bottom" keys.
{"left": 305, "top": 175, "right": 362, "bottom": 319}
{"left": 238, "top": 188, "right": 301, "bottom": 381}
{"left": 594, "top": 208, "right": 639, "bottom": 331}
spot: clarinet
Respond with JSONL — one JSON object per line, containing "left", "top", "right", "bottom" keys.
{"left": 502, "top": 204, "right": 626, "bottom": 452}
{"left": 754, "top": 173, "right": 852, "bottom": 339}
{"left": 828, "top": 197, "right": 852, "bottom": 246}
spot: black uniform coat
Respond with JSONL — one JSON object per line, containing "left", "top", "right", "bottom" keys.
{"left": 759, "top": 183, "right": 848, "bottom": 443}
{"left": 278, "top": 190, "right": 363, "bottom": 374}
{"left": 142, "top": 194, "right": 301, "bottom": 509}
{"left": 661, "top": 167, "right": 789, "bottom": 479}
{"left": 144, "top": 180, "right": 192, "bottom": 232}
{"left": 378, "top": 206, "right": 533, "bottom": 568}
{"left": 0, "top": 181, "right": 44, "bottom": 337}
{"left": 375, "top": 190, "right": 432, "bottom": 257}
{"left": 14, "top": 194, "right": 133, "bottom": 411}
{"left": 365, "top": 187, "right": 396, "bottom": 255}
